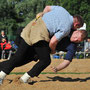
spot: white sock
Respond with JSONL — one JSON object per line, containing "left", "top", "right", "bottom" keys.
{"left": 20, "top": 73, "right": 30, "bottom": 83}
{"left": 0, "top": 71, "right": 7, "bottom": 79}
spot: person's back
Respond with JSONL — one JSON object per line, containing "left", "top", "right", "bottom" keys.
{"left": 42, "top": 6, "right": 73, "bottom": 37}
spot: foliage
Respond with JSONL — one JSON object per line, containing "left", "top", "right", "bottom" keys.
{"left": 0, "top": 0, "right": 90, "bottom": 40}
{"left": 61, "top": 0, "right": 90, "bottom": 36}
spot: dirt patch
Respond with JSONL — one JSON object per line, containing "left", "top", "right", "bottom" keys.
{"left": 0, "top": 59, "right": 90, "bottom": 90}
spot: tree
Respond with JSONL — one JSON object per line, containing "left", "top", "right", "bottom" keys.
{"left": 0, "top": 0, "right": 89, "bottom": 39}
{"left": 0, "top": 0, "right": 24, "bottom": 40}
{"left": 60, "top": 0, "right": 90, "bottom": 36}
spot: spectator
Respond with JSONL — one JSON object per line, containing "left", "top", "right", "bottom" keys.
{"left": 0, "top": 30, "right": 8, "bottom": 43}
{"left": 0, "top": 38, "right": 12, "bottom": 59}
{"left": 84, "top": 37, "right": 90, "bottom": 52}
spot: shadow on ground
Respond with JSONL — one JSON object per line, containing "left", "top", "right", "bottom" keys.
{"left": 40, "top": 76, "right": 90, "bottom": 82}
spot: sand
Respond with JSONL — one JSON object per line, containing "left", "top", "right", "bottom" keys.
{"left": 0, "top": 59, "right": 90, "bottom": 90}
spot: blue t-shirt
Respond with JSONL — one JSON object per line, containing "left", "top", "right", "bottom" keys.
{"left": 42, "top": 6, "right": 73, "bottom": 41}
{"left": 56, "top": 37, "right": 77, "bottom": 61}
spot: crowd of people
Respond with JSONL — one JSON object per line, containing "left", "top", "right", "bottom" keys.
{"left": 0, "top": 30, "right": 18, "bottom": 60}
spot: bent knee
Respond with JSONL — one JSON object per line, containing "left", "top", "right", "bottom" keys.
{"left": 41, "top": 59, "right": 51, "bottom": 66}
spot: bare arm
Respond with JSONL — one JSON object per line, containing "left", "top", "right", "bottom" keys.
{"left": 43, "top": 6, "right": 51, "bottom": 13}
{"left": 36, "top": 6, "right": 51, "bottom": 18}
{"left": 49, "top": 36, "right": 58, "bottom": 54}
{"left": 51, "top": 60, "right": 71, "bottom": 72}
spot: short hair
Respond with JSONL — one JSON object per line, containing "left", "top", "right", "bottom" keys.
{"left": 78, "top": 30, "right": 88, "bottom": 40}
{"left": 74, "top": 15, "right": 84, "bottom": 27}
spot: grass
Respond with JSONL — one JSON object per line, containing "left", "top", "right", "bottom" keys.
{"left": 10, "top": 72, "right": 90, "bottom": 75}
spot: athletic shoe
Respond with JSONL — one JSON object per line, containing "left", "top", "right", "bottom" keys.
{"left": 19, "top": 78, "right": 28, "bottom": 83}
{"left": 19, "top": 77, "right": 33, "bottom": 84}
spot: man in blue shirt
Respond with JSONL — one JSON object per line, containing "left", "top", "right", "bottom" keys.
{"left": 36, "top": 6, "right": 84, "bottom": 53}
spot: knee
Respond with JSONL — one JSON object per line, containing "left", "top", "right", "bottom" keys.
{"left": 42, "top": 59, "right": 51, "bottom": 66}
{"left": 47, "top": 59, "right": 51, "bottom": 65}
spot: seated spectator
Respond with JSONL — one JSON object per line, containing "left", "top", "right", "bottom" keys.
{"left": 0, "top": 38, "right": 12, "bottom": 60}
{"left": 0, "top": 30, "right": 8, "bottom": 59}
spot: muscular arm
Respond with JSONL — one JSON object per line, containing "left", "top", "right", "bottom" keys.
{"left": 51, "top": 34, "right": 77, "bottom": 72}
{"left": 49, "top": 36, "right": 58, "bottom": 54}
{"left": 51, "top": 60, "right": 71, "bottom": 72}
{"left": 43, "top": 6, "right": 51, "bottom": 13}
